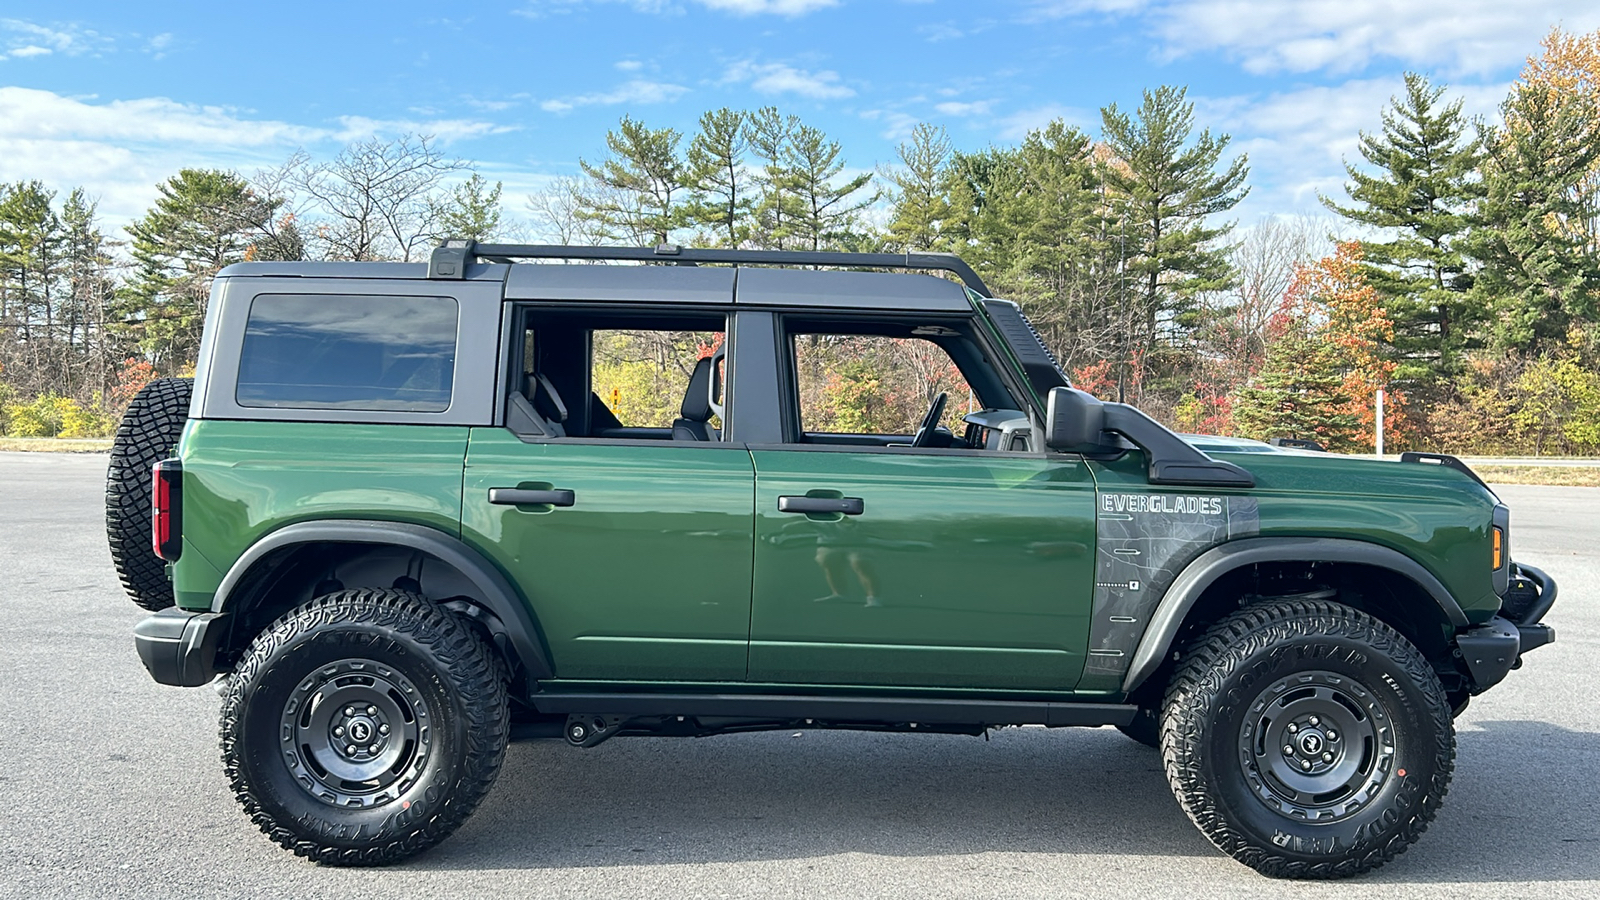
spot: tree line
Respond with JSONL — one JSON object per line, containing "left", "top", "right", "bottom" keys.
{"left": 3, "top": 26, "right": 1599, "bottom": 454}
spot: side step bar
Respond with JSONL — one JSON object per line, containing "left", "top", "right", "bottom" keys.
{"left": 530, "top": 692, "right": 1137, "bottom": 728}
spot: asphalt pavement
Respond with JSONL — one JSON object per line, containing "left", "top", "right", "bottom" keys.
{"left": 0, "top": 450, "right": 1594, "bottom": 900}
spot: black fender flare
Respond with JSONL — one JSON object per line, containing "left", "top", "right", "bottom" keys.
{"left": 1122, "top": 537, "right": 1469, "bottom": 694}
{"left": 210, "top": 519, "right": 554, "bottom": 680}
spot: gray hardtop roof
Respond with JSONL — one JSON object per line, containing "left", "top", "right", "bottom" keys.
{"left": 217, "top": 260, "right": 976, "bottom": 312}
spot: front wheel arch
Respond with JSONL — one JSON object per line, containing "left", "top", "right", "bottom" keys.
{"left": 1123, "top": 538, "right": 1469, "bottom": 697}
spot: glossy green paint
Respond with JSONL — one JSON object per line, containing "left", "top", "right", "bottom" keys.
{"left": 461, "top": 428, "right": 755, "bottom": 682}
{"left": 1089, "top": 448, "right": 1502, "bottom": 621}
{"left": 173, "top": 419, "right": 470, "bottom": 612}
{"left": 748, "top": 448, "right": 1097, "bottom": 690}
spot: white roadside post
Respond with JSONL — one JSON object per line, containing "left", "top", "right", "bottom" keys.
{"left": 1376, "top": 388, "right": 1385, "bottom": 458}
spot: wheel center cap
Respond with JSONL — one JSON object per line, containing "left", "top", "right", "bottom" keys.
{"left": 1299, "top": 732, "right": 1324, "bottom": 755}
{"left": 348, "top": 718, "right": 374, "bottom": 743}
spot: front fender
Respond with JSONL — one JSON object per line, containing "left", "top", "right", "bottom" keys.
{"left": 1121, "top": 537, "right": 1469, "bottom": 694}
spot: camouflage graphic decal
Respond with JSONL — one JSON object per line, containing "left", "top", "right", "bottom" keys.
{"left": 1079, "top": 493, "right": 1260, "bottom": 691}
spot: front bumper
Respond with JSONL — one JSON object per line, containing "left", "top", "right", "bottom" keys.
{"left": 133, "top": 608, "right": 228, "bottom": 687}
{"left": 1455, "top": 562, "right": 1557, "bottom": 693}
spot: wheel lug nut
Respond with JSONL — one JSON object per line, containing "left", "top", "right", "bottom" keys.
{"left": 334, "top": 726, "right": 344, "bottom": 737}
{"left": 344, "top": 707, "right": 355, "bottom": 717}
{"left": 366, "top": 705, "right": 377, "bottom": 715}
{"left": 1287, "top": 723, "right": 1298, "bottom": 733}
{"left": 368, "top": 744, "right": 380, "bottom": 753}
{"left": 1300, "top": 759, "right": 1312, "bottom": 770}
{"left": 346, "top": 744, "right": 357, "bottom": 755}
{"left": 379, "top": 724, "right": 390, "bottom": 735}
{"left": 1309, "top": 715, "right": 1320, "bottom": 726}
{"left": 1323, "top": 752, "right": 1334, "bottom": 763}
{"left": 1283, "top": 745, "right": 1295, "bottom": 756}
{"left": 1327, "top": 730, "right": 1338, "bottom": 741}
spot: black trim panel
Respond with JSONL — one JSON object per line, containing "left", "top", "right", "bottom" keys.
{"left": 210, "top": 519, "right": 554, "bottom": 679}
{"left": 530, "top": 691, "right": 1136, "bottom": 727}
{"left": 1122, "top": 536, "right": 1471, "bottom": 693}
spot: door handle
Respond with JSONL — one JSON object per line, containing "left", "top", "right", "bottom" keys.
{"left": 777, "top": 495, "right": 863, "bottom": 515}
{"left": 488, "top": 487, "right": 576, "bottom": 507}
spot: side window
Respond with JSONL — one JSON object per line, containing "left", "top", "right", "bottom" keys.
{"left": 236, "top": 294, "right": 457, "bottom": 411}
{"left": 510, "top": 308, "right": 726, "bottom": 440}
{"left": 591, "top": 329, "right": 723, "bottom": 430}
{"left": 791, "top": 333, "right": 973, "bottom": 438}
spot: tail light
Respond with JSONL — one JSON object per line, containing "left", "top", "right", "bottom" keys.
{"left": 152, "top": 459, "right": 183, "bottom": 561}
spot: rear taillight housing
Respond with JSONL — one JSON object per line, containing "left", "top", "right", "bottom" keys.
{"left": 152, "top": 459, "right": 183, "bottom": 561}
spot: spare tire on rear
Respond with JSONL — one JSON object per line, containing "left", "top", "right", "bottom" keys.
{"left": 106, "top": 377, "right": 193, "bottom": 611}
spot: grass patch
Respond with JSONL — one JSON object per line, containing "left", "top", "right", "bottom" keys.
{"left": 0, "top": 436, "right": 114, "bottom": 453}
{"left": 1479, "top": 465, "right": 1600, "bottom": 487}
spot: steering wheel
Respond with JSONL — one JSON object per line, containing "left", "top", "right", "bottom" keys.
{"left": 911, "top": 392, "right": 949, "bottom": 448}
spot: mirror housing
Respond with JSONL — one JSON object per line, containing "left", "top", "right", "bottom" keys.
{"left": 1045, "top": 387, "right": 1105, "bottom": 451}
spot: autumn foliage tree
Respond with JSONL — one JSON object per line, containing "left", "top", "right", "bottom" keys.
{"left": 1232, "top": 243, "right": 1403, "bottom": 451}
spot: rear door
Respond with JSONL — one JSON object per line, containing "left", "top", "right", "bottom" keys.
{"left": 460, "top": 298, "right": 755, "bottom": 683}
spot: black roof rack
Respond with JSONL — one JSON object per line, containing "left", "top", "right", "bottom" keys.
{"left": 426, "top": 239, "right": 992, "bottom": 297}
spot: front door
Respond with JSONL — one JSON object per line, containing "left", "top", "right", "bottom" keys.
{"left": 748, "top": 449, "right": 1097, "bottom": 690}
{"left": 744, "top": 320, "right": 1097, "bottom": 691}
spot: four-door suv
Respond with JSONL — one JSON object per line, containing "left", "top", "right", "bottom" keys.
{"left": 109, "top": 242, "right": 1557, "bottom": 878}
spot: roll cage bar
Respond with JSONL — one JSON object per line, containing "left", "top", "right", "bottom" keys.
{"left": 426, "top": 239, "right": 994, "bottom": 298}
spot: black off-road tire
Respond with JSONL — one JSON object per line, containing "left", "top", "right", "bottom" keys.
{"left": 220, "top": 589, "right": 509, "bottom": 866}
{"left": 105, "top": 377, "right": 192, "bottom": 611}
{"left": 1162, "top": 599, "right": 1454, "bottom": 879}
{"left": 1117, "top": 707, "right": 1161, "bottom": 748}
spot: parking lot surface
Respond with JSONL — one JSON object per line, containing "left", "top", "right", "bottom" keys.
{"left": 0, "top": 450, "right": 1594, "bottom": 899}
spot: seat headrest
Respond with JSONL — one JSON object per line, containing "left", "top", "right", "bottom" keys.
{"left": 681, "top": 357, "right": 714, "bottom": 422}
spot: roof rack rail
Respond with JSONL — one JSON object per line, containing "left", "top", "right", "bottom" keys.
{"left": 426, "top": 239, "right": 993, "bottom": 296}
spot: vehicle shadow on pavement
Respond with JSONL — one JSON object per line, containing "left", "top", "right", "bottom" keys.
{"left": 415, "top": 719, "right": 1600, "bottom": 880}
{"left": 423, "top": 725, "right": 1216, "bottom": 870}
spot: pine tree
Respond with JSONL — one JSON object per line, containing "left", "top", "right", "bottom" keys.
{"left": 1232, "top": 328, "right": 1360, "bottom": 450}
{"left": 682, "top": 108, "right": 754, "bottom": 247}
{"left": 578, "top": 116, "right": 686, "bottom": 245}
{"left": 885, "top": 123, "right": 954, "bottom": 252}
{"left": 1322, "top": 73, "right": 1482, "bottom": 379}
{"left": 123, "top": 169, "right": 279, "bottom": 370}
{"left": 782, "top": 124, "right": 876, "bottom": 251}
{"left": 1469, "top": 82, "right": 1600, "bottom": 351}
{"left": 433, "top": 172, "right": 504, "bottom": 242}
{"left": 1100, "top": 85, "right": 1250, "bottom": 353}
{"left": 0, "top": 181, "right": 64, "bottom": 345}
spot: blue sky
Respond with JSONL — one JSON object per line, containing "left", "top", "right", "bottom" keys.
{"left": 3, "top": 0, "right": 1599, "bottom": 234}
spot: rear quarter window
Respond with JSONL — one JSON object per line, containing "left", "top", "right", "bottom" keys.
{"left": 235, "top": 294, "right": 458, "bottom": 411}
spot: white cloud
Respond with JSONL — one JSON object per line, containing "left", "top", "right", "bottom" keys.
{"left": 860, "top": 109, "right": 920, "bottom": 140}
{"left": 514, "top": 0, "right": 832, "bottom": 16}
{"left": 539, "top": 79, "right": 689, "bottom": 112}
{"left": 722, "top": 60, "right": 854, "bottom": 99}
{"left": 695, "top": 0, "right": 837, "bottom": 15}
{"left": 934, "top": 100, "right": 993, "bottom": 117}
{"left": 1199, "top": 76, "right": 1509, "bottom": 220}
{"left": 1031, "top": 0, "right": 1600, "bottom": 77}
{"left": 615, "top": 59, "right": 643, "bottom": 71}
{"left": 1, "top": 18, "right": 106, "bottom": 57}
{"left": 0, "top": 87, "right": 509, "bottom": 228}
{"left": 996, "top": 103, "right": 1093, "bottom": 140}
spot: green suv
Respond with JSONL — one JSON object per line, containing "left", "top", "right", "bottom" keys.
{"left": 111, "top": 242, "right": 1556, "bottom": 878}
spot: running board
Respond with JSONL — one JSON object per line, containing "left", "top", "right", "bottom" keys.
{"left": 529, "top": 692, "right": 1137, "bottom": 728}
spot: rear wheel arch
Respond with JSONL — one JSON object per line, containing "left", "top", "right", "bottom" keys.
{"left": 210, "top": 520, "right": 554, "bottom": 684}
{"left": 1123, "top": 538, "right": 1469, "bottom": 702}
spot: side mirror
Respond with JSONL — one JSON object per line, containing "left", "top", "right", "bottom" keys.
{"left": 1045, "top": 387, "right": 1105, "bottom": 451}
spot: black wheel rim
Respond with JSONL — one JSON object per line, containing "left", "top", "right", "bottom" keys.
{"left": 1238, "top": 670, "right": 1396, "bottom": 823}
{"left": 280, "top": 658, "right": 432, "bottom": 808}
